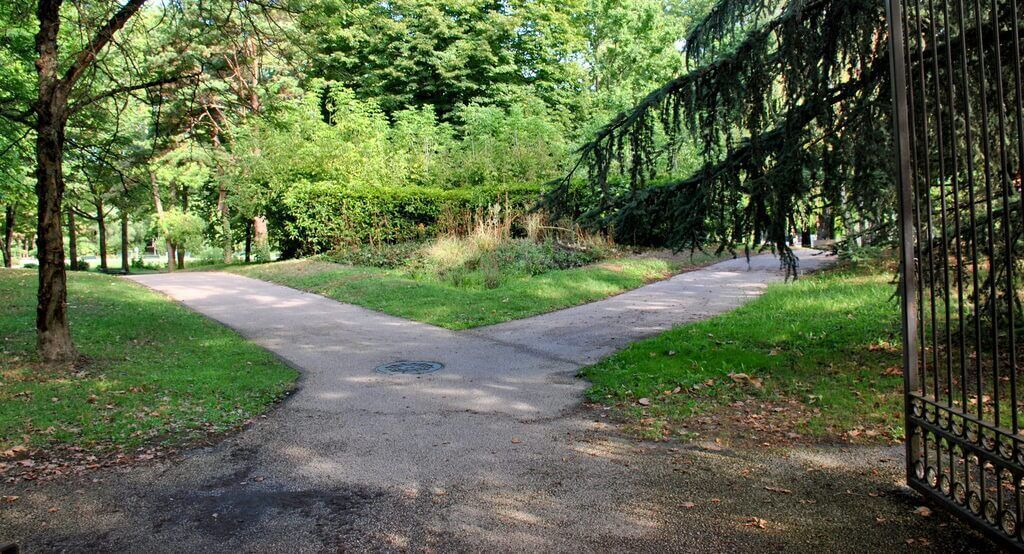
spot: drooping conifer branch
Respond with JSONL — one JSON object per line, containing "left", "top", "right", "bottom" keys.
{"left": 548, "top": 0, "right": 891, "bottom": 275}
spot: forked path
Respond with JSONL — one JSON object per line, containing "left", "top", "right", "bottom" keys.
{"left": 0, "top": 252, "right": 985, "bottom": 551}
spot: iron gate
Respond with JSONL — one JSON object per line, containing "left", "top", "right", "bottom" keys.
{"left": 887, "top": 0, "right": 1023, "bottom": 546}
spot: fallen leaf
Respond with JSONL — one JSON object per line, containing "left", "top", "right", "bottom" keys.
{"left": 2, "top": 496, "right": 18, "bottom": 503}
{"left": 743, "top": 517, "right": 768, "bottom": 529}
{"left": 881, "top": 366, "right": 901, "bottom": 377}
{"left": 913, "top": 506, "right": 932, "bottom": 517}
{"left": 511, "top": 438, "right": 522, "bottom": 444}
{"left": 680, "top": 502, "right": 696, "bottom": 509}
{"left": 764, "top": 486, "right": 792, "bottom": 494}
{"left": 728, "top": 373, "right": 763, "bottom": 389}
{"left": 637, "top": 398, "right": 651, "bottom": 406}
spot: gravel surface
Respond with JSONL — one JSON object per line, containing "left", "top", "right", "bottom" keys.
{"left": 0, "top": 251, "right": 992, "bottom": 552}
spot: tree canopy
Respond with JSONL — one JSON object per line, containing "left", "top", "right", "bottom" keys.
{"left": 548, "top": 0, "right": 897, "bottom": 275}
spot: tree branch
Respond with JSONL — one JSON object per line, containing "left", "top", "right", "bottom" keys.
{"left": 60, "top": 0, "right": 149, "bottom": 90}
{"left": 70, "top": 71, "right": 202, "bottom": 115}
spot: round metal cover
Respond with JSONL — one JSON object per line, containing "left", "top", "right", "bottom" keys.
{"left": 376, "top": 361, "right": 444, "bottom": 375}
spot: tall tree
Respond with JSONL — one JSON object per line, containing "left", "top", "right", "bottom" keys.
{"left": 4, "top": 0, "right": 286, "bottom": 361}
{"left": 302, "top": 0, "right": 586, "bottom": 118}
{"left": 550, "top": 0, "right": 898, "bottom": 276}
{"left": 32, "top": 0, "right": 153, "bottom": 360}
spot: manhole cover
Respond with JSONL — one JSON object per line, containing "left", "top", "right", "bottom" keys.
{"left": 375, "top": 361, "right": 444, "bottom": 375}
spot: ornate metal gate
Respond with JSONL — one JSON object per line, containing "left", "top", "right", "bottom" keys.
{"left": 887, "top": 0, "right": 1023, "bottom": 546}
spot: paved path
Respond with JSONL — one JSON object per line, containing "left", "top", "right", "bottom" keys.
{"left": 0, "top": 251, "right": 986, "bottom": 552}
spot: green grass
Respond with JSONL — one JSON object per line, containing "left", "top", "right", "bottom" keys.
{"left": 228, "top": 252, "right": 725, "bottom": 329}
{"left": 580, "top": 259, "right": 905, "bottom": 442}
{"left": 0, "top": 270, "right": 298, "bottom": 453}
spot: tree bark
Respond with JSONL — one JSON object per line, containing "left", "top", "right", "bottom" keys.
{"left": 244, "top": 218, "right": 253, "bottom": 263}
{"left": 32, "top": 0, "right": 147, "bottom": 362}
{"left": 2, "top": 204, "right": 14, "bottom": 268}
{"left": 66, "top": 205, "right": 77, "bottom": 270}
{"left": 176, "top": 188, "right": 187, "bottom": 268}
{"left": 253, "top": 216, "right": 268, "bottom": 248}
{"left": 96, "top": 199, "right": 108, "bottom": 272}
{"left": 38, "top": 106, "right": 77, "bottom": 361}
{"left": 120, "top": 210, "right": 129, "bottom": 274}
{"left": 149, "top": 171, "right": 175, "bottom": 271}
{"left": 219, "top": 185, "right": 232, "bottom": 263}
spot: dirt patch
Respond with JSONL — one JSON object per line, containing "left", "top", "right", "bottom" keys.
{"left": 183, "top": 487, "right": 380, "bottom": 539}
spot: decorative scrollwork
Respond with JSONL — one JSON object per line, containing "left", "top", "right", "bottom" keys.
{"left": 1003, "top": 511, "right": 1018, "bottom": 537}
{"left": 954, "top": 482, "right": 967, "bottom": 504}
{"left": 984, "top": 500, "right": 998, "bottom": 525}
{"left": 969, "top": 491, "right": 982, "bottom": 515}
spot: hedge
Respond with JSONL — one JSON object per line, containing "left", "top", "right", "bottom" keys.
{"left": 283, "top": 181, "right": 544, "bottom": 252}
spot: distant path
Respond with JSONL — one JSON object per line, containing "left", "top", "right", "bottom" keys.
{"left": 0, "top": 250, "right": 984, "bottom": 552}
{"left": 471, "top": 250, "right": 835, "bottom": 364}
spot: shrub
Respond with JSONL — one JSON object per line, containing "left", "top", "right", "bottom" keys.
{"left": 324, "top": 241, "right": 422, "bottom": 269}
{"left": 405, "top": 233, "right": 616, "bottom": 288}
{"left": 130, "top": 258, "right": 162, "bottom": 271}
{"left": 283, "top": 181, "right": 543, "bottom": 254}
{"left": 158, "top": 209, "right": 206, "bottom": 256}
{"left": 197, "top": 247, "right": 224, "bottom": 264}
{"left": 252, "top": 243, "right": 273, "bottom": 264}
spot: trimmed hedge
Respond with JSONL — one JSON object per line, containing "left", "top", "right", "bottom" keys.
{"left": 283, "top": 181, "right": 543, "bottom": 253}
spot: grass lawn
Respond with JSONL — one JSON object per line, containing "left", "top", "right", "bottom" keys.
{"left": 580, "top": 259, "right": 905, "bottom": 444}
{"left": 0, "top": 269, "right": 298, "bottom": 462}
{"left": 227, "top": 252, "right": 725, "bottom": 329}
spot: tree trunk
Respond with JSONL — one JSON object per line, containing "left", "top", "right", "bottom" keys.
{"left": 120, "top": 210, "right": 129, "bottom": 274}
{"left": 149, "top": 172, "right": 175, "bottom": 272}
{"left": 253, "top": 215, "right": 268, "bottom": 247}
{"left": 167, "top": 243, "right": 176, "bottom": 271}
{"left": 37, "top": 105, "right": 77, "bottom": 362}
{"left": 219, "top": 185, "right": 232, "bottom": 264}
{"left": 176, "top": 187, "right": 187, "bottom": 268}
{"left": 817, "top": 208, "right": 835, "bottom": 240}
{"left": 31, "top": 0, "right": 146, "bottom": 362}
{"left": 66, "top": 205, "right": 77, "bottom": 270}
{"left": 96, "top": 200, "right": 108, "bottom": 272}
{"left": 2, "top": 204, "right": 14, "bottom": 268}
{"left": 244, "top": 218, "right": 252, "bottom": 263}
{"left": 176, "top": 245, "right": 185, "bottom": 268}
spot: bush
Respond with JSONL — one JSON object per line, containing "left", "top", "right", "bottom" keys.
{"left": 283, "top": 181, "right": 543, "bottom": 254}
{"left": 197, "top": 247, "right": 224, "bottom": 264}
{"left": 252, "top": 242, "right": 273, "bottom": 264}
{"left": 404, "top": 230, "right": 617, "bottom": 289}
{"left": 158, "top": 209, "right": 206, "bottom": 256}
{"left": 324, "top": 241, "right": 422, "bottom": 269}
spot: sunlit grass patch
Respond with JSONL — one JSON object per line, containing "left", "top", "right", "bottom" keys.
{"left": 579, "top": 259, "right": 906, "bottom": 444}
{"left": 0, "top": 270, "right": 298, "bottom": 455}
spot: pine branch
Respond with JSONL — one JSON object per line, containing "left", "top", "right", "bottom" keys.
{"left": 70, "top": 71, "right": 202, "bottom": 115}
{"left": 60, "top": 0, "right": 149, "bottom": 90}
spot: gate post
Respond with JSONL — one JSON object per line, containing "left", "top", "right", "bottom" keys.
{"left": 884, "top": 0, "right": 920, "bottom": 485}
